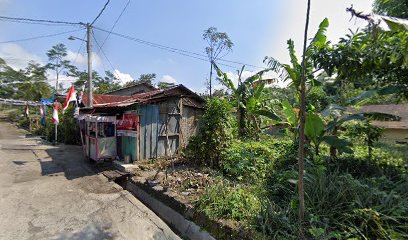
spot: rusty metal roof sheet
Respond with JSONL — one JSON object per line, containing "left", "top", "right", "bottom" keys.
{"left": 82, "top": 94, "right": 133, "bottom": 106}
{"left": 89, "top": 85, "right": 205, "bottom": 108}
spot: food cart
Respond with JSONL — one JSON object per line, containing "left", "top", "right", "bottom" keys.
{"left": 80, "top": 115, "right": 117, "bottom": 161}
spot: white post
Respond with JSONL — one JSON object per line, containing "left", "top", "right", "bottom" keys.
{"left": 55, "top": 124, "right": 58, "bottom": 144}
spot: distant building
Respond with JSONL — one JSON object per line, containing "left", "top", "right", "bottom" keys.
{"left": 106, "top": 82, "right": 157, "bottom": 96}
{"left": 350, "top": 104, "right": 408, "bottom": 144}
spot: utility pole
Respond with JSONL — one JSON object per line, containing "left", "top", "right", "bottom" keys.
{"left": 86, "top": 23, "right": 93, "bottom": 108}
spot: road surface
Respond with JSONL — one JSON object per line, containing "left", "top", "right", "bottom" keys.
{"left": 0, "top": 120, "right": 180, "bottom": 240}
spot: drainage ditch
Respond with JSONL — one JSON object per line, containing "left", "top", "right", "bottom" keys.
{"left": 112, "top": 175, "right": 215, "bottom": 240}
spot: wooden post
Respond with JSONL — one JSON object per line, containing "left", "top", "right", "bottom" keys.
{"left": 179, "top": 97, "right": 184, "bottom": 148}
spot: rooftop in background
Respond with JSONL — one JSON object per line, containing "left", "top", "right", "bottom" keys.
{"left": 105, "top": 82, "right": 158, "bottom": 96}
{"left": 349, "top": 104, "right": 408, "bottom": 129}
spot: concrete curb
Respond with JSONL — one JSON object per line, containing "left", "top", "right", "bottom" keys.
{"left": 126, "top": 181, "right": 216, "bottom": 240}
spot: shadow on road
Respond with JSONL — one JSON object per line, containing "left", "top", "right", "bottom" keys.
{"left": 54, "top": 223, "right": 115, "bottom": 240}
{"left": 42, "top": 144, "right": 116, "bottom": 181}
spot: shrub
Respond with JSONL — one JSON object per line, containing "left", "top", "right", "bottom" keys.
{"left": 185, "top": 97, "right": 236, "bottom": 168}
{"left": 6, "top": 108, "right": 22, "bottom": 122}
{"left": 195, "top": 180, "right": 262, "bottom": 222}
{"left": 258, "top": 161, "right": 408, "bottom": 239}
{"left": 221, "top": 137, "right": 293, "bottom": 182}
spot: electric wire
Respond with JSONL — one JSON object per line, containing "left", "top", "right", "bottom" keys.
{"left": 0, "top": 29, "right": 83, "bottom": 44}
{"left": 97, "top": 0, "right": 130, "bottom": 53}
{"left": 0, "top": 15, "right": 82, "bottom": 26}
{"left": 71, "top": 33, "right": 87, "bottom": 66}
{"left": 93, "top": 27, "right": 242, "bottom": 70}
{"left": 91, "top": 0, "right": 111, "bottom": 26}
{"left": 93, "top": 26, "right": 266, "bottom": 70}
{"left": 91, "top": 31, "right": 123, "bottom": 82}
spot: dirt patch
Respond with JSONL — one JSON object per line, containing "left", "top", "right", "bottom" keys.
{"left": 131, "top": 158, "right": 220, "bottom": 206}
{"left": 128, "top": 158, "right": 252, "bottom": 240}
{"left": 74, "top": 175, "right": 121, "bottom": 195}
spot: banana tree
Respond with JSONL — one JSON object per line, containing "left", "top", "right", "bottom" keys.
{"left": 264, "top": 18, "right": 330, "bottom": 92}
{"left": 305, "top": 112, "right": 360, "bottom": 156}
{"left": 213, "top": 63, "right": 280, "bottom": 138}
{"left": 306, "top": 103, "right": 401, "bottom": 157}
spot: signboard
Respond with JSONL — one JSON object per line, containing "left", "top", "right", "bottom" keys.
{"left": 117, "top": 114, "right": 139, "bottom": 131}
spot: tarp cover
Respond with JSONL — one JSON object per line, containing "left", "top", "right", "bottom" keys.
{"left": 79, "top": 114, "right": 116, "bottom": 123}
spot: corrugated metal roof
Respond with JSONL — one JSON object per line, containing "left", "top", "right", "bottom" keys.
{"left": 104, "top": 82, "right": 157, "bottom": 95}
{"left": 71, "top": 85, "right": 205, "bottom": 110}
{"left": 82, "top": 94, "right": 133, "bottom": 106}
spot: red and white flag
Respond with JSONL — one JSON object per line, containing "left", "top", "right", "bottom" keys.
{"left": 52, "top": 101, "right": 59, "bottom": 125}
{"left": 62, "top": 85, "right": 77, "bottom": 112}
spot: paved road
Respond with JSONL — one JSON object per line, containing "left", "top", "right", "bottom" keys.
{"left": 0, "top": 120, "right": 180, "bottom": 240}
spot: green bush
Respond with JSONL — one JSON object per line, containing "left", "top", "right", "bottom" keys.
{"left": 221, "top": 137, "right": 293, "bottom": 182}
{"left": 195, "top": 180, "right": 262, "bottom": 222}
{"left": 59, "top": 106, "right": 81, "bottom": 145}
{"left": 6, "top": 108, "right": 22, "bottom": 122}
{"left": 259, "top": 162, "right": 408, "bottom": 239}
{"left": 185, "top": 97, "right": 236, "bottom": 168}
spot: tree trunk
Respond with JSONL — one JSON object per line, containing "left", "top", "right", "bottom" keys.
{"left": 209, "top": 62, "right": 213, "bottom": 97}
{"left": 298, "top": 0, "right": 311, "bottom": 238}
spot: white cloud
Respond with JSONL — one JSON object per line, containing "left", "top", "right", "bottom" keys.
{"left": 113, "top": 69, "right": 134, "bottom": 85}
{"left": 160, "top": 74, "right": 177, "bottom": 84}
{"left": 65, "top": 50, "right": 102, "bottom": 68}
{"left": 266, "top": 0, "right": 373, "bottom": 64}
{"left": 0, "top": 43, "right": 43, "bottom": 70}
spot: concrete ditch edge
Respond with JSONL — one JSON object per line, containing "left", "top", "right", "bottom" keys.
{"left": 125, "top": 181, "right": 216, "bottom": 240}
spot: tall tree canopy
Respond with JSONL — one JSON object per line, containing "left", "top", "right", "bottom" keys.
{"left": 203, "top": 27, "right": 233, "bottom": 96}
{"left": 46, "top": 43, "right": 72, "bottom": 93}
{"left": 0, "top": 58, "right": 52, "bottom": 100}
{"left": 123, "top": 73, "right": 156, "bottom": 87}
{"left": 373, "top": 0, "right": 408, "bottom": 18}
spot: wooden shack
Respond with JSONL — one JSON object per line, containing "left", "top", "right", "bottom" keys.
{"left": 79, "top": 84, "right": 205, "bottom": 162}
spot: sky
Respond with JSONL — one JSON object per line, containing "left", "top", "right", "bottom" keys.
{"left": 0, "top": 0, "right": 373, "bottom": 93}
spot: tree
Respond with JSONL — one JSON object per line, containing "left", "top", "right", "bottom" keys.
{"left": 310, "top": 6, "right": 408, "bottom": 101}
{"left": 203, "top": 27, "right": 233, "bottom": 96}
{"left": 0, "top": 58, "right": 51, "bottom": 101}
{"left": 0, "top": 57, "right": 24, "bottom": 99}
{"left": 214, "top": 64, "right": 280, "bottom": 138}
{"left": 373, "top": 0, "right": 408, "bottom": 18}
{"left": 94, "top": 70, "right": 122, "bottom": 94}
{"left": 298, "top": 1, "right": 311, "bottom": 233}
{"left": 157, "top": 81, "right": 175, "bottom": 89}
{"left": 19, "top": 61, "right": 52, "bottom": 100}
{"left": 265, "top": 4, "right": 329, "bottom": 236}
{"left": 46, "top": 43, "right": 72, "bottom": 93}
{"left": 123, "top": 73, "right": 156, "bottom": 87}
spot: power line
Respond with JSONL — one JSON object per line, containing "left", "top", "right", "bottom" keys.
{"left": 91, "top": 0, "right": 111, "bottom": 26}
{"left": 0, "top": 29, "right": 83, "bottom": 44}
{"left": 91, "top": 31, "right": 123, "bottom": 82}
{"left": 92, "top": 26, "right": 266, "bottom": 70}
{"left": 72, "top": 33, "right": 87, "bottom": 66}
{"left": 92, "top": 27, "right": 244, "bottom": 70}
{"left": 97, "top": 0, "right": 130, "bottom": 53}
{"left": 0, "top": 15, "right": 83, "bottom": 26}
